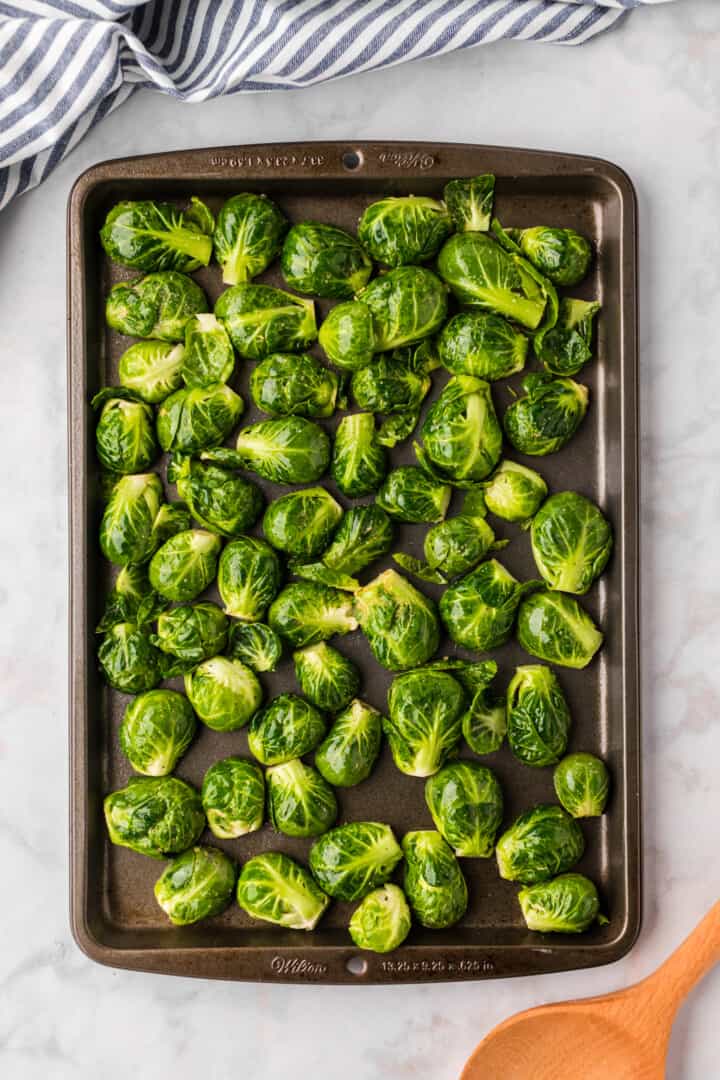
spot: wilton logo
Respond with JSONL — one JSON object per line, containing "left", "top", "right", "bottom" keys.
{"left": 377, "top": 151, "right": 436, "bottom": 170}
{"left": 270, "top": 956, "right": 329, "bottom": 977}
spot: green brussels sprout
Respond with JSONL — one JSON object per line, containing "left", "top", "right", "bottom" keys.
{"left": 517, "top": 226, "right": 592, "bottom": 287}
{"left": 443, "top": 175, "right": 495, "bottom": 232}
{"left": 531, "top": 492, "right": 613, "bottom": 595}
{"left": 269, "top": 582, "right": 358, "bottom": 647}
{"left": 425, "top": 761, "right": 503, "bottom": 857}
{"left": 535, "top": 298, "right": 600, "bottom": 377}
{"left": 99, "top": 473, "right": 163, "bottom": 567}
{"left": 395, "top": 491, "right": 497, "bottom": 585}
{"left": 518, "top": 873, "right": 606, "bottom": 934}
{"left": 315, "top": 699, "right": 383, "bottom": 787}
{"left": 377, "top": 410, "right": 421, "bottom": 449}
{"left": 154, "top": 846, "right": 236, "bottom": 925}
{"left": 309, "top": 822, "right": 403, "bottom": 901}
{"left": 507, "top": 664, "right": 571, "bottom": 767}
{"left": 517, "top": 590, "right": 603, "bottom": 669}
{"left": 281, "top": 221, "right": 372, "bottom": 298}
{"left": 317, "top": 504, "right": 394, "bottom": 577}
{"left": 376, "top": 465, "right": 451, "bottom": 524}
{"left": 440, "top": 559, "right": 539, "bottom": 652}
{"left": 151, "top": 602, "right": 228, "bottom": 664}
{"left": 181, "top": 313, "right": 235, "bottom": 387}
{"left": 204, "top": 417, "right": 330, "bottom": 485}
{"left": 97, "top": 621, "right": 163, "bottom": 693}
{"left": 263, "top": 487, "right": 342, "bottom": 558}
{"left": 318, "top": 300, "right": 375, "bottom": 370}
{"left": 174, "top": 456, "right": 263, "bottom": 537}
{"left": 100, "top": 197, "right": 214, "bottom": 272}
{"left": 355, "top": 569, "right": 439, "bottom": 672}
{"left": 349, "top": 883, "right": 411, "bottom": 953}
{"left": 293, "top": 641, "right": 360, "bottom": 712}
{"left": 148, "top": 529, "right": 221, "bottom": 602}
{"left": 385, "top": 669, "right": 466, "bottom": 777}
{"left": 226, "top": 622, "right": 283, "bottom": 673}
{"left": 202, "top": 756, "right": 265, "bottom": 838}
{"left": 331, "top": 413, "right": 387, "bottom": 497}
{"left": 462, "top": 687, "right": 507, "bottom": 755}
{"left": 93, "top": 388, "right": 158, "bottom": 474}
{"left": 217, "top": 536, "right": 281, "bottom": 620}
{"left": 157, "top": 383, "right": 244, "bottom": 455}
{"left": 237, "top": 852, "right": 330, "bottom": 930}
{"left": 402, "top": 830, "right": 468, "bottom": 929}
{"left": 250, "top": 352, "right": 338, "bottom": 418}
{"left": 351, "top": 345, "right": 434, "bottom": 415}
{"left": 358, "top": 196, "right": 452, "bottom": 267}
{"left": 496, "top": 804, "right": 584, "bottom": 884}
{"left": 504, "top": 373, "right": 589, "bottom": 456}
{"left": 554, "top": 753, "right": 610, "bottom": 818}
{"left": 248, "top": 693, "right": 326, "bottom": 765}
{"left": 119, "top": 689, "right": 196, "bottom": 775}
{"left": 482, "top": 460, "right": 548, "bottom": 523}
{"left": 438, "top": 312, "right": 527, "bottom": 381}
{"left": 426, "top": 657, "right": 497, "bottom": 691}
{"left": 118, "top": 341, "right": 185, "bottom": 403}
{"left": 420, "top": 375, "right": 503, "bottom": 484}
{"left": 104, "top": 776, "right": 205, "bottom": 858}
{"left": 106, "top": 271, "right": 208, "bottom": 341}
{"left": 150, "top": 501, "right": 192, "bottom": 549}
{"left": 184, "top": 656, "right": 262, "bottom": 731}
{"left": 359, "top": 266, "right": 448, "bottom": 351}
{"left": 213, "top": 192, "right": 288, "bottom": 284}
{"left": 97, "top": 564, "right": 168, "bottom": 632}
{"left": 267, "top": 759, "right": 338, "bottom": 837}
{"left": 214, "top": 284, "right": 316, "bottom": 360}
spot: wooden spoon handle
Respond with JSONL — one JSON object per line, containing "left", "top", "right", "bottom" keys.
{"left": 643, "top": 901, "right": 720, "bottom": 1018}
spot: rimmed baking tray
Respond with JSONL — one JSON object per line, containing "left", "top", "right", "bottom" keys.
{"left": 68, "top": 142, "right": 639, "bottom": 983}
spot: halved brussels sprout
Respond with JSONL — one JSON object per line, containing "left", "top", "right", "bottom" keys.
{"left": 440, "top": 559, "right": 539, "bottom": 652}
{"left": 250, "top": 352, "right": 338, "bottom": 418}
{"left": 309, "top": 822, "right": 403, "bottom": 901}
{"left": 318, "top": 504, "right": 394, "bottom": 577}
{"left": 507, "top": 664, "right": 571, "bottom": 768}
{"left": 462, "top": 687, "right": 507, "bottom": 755}
{"left": 438, "top": 312, "right": 527, "bottom": 381}
{"left": 349, "top": 883, "right": 412, "bottom": 953}
{"left": 531, "top": 492, "right": 613, "bottom": 595}
{"left": 351, "top": 345, "right": 434, "bottom": 415}
{"left": 358, "top": 196, "right": 451, "bottom": 267}
{"left": 152, "top": 602, "right": 228, "bottom": 664}
{"left": 385, "top": 669, "right": 466, "bottom": 777}
{"left": 248, "top": 693, "right": 326, "bottom": 765}
{"left": 504, "top": 373, "right": 588, "bottom": 456}
{"left": 482, "top": 460, "right": 548, "bottom": 523}
{"left": 535, "top": 298, "right": 600, "bottom": 376}
{"left": 148, "top": 529, "right": 221, "bottom": 602}
{"left": 293, "top": 641, "right": 360, "bottom": 713}
{"left": 281, "top": 221, "right": 372, "bottom": 298}
{"left": 394, "top": 490, "right": 496, "bottom": 585}
{"left": 174, "top": 456, "right": 263, "bottom": 537}
{"left": 213, "top": 192, "right": 288, "bottom": 284}
{"left": 377, "top": 465, "right": 451, "bottom": 524}
{"left": 236, "top": 852, "right": 330, "bottom": 930}
{"left": 420, "top": 375, "right": 503, "bottom": 483}
{"left": 106, "top": 271, "right": 208, "bottom": 341}
{"left": 517, "top": 590, "right": 603, "bottom": 669}
{"left": 150, "top": 502, "right": 192, "bottom": 549}
{"left": 118, "top": 341, "right": 185, "bottom": 403}
{"left": 97, "top": 621, "right": 163, "bottom": 693}
{"left": 227, "top": 622, "right": 283, "bottom": 673}
{"left": 217, "top": 536, "right": 281, "bottom": 621}
{"left": 104, "top": 776, "right": 205, "bottom": 858}
{"left": 267, "top": 759, "right": 338, "bottom": 837}
{"left": 263, "top": 487, "right": 342, "bottom": 558}
{"left": 443, "top": 175, "right": 495, "bottom": 232}
{"left": 215, "top": 284, "right": 316, "bottom": 360}
{"left": 119, "top": 689, "right": 196, "bottom": 776}
{"left": 97, "top": 564, "right": 168, "bottom": 632}
{"left": 181, "top": 313, "right": 235, "bottom": 387}
{"left": 496, "top": 804, "right": 584, "bottom": 884}
{"left": 269, "top": 582, "right": 358, "bottom": 647}
{"left": 331, "top": 413, "right": 387, "bottom": 497}
{"left": 315, "top": 699, "right": 383, "bottom": 787}
{"left": 184, "top": 656, "right": 262, "bottom": 731}
{"left": 154, "top": 846, "right": 236, "bottom": 925}
{"left": 99, "top": 473, "right": 163, "bottom": 567}
{"left": 359, "top": 266, "right": 448, "bottom": 351}
{"left": 204, "top": 417, "right": 330, "bottom": 485}
{"left": 100, "top": 198, "right": 213, "bottom": 272}
{"left": 318, "top": 300, "right": 375, "bottom": 370}
{"left": 93, "top": 388, "right": 158, "bottom": 474}
{"left": 202, "top": 757, "right": 266, "bottom": 838}
{"left": 355, "top": 569, "right": 439, "bottom": 672}
{"left": 157, "top": 383, "right": 244, "bottom": 454}
{"left": 518, "top": 873, "right": 606, "bottom": 934}
{"left": 425, "top": 761, "right": 503, "bottom": 858}
{"left": 517, "top": 227, "right": 592, "bottom": 287}
{"left": 402, "top": 830, "right": 468, "bottom": 929}
{"left": 553, "top": 753, "right": 610, "bottom": 818}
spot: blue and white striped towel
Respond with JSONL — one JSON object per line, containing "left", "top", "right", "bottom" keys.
{"left": 0, "top": 0, "right": 671, "bottom": 210}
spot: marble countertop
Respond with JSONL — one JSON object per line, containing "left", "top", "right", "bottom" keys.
{"left": 1, "top": 1, "right": 719, "bottom": 1076}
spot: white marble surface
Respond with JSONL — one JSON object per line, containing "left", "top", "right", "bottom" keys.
{"left": 1, "top": 1, "right": 720, "bottom": 1077}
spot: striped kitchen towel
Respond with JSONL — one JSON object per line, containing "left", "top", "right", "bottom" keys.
{"left": 0, "top": 0, "right": 672, "bottom": 211}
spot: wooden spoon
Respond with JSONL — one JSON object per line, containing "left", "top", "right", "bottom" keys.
{"left": 461, "top": 902, "right": 720, "bottom": 1080}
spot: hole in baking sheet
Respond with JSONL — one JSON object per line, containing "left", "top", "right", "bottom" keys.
{"left": 346, "top": 955, "right": 368, "bottom": 976}
{"left": 342, "top": 150, "right": 362, "bottom": 171}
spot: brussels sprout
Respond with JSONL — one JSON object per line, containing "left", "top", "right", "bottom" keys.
{"left": 376, "top": 466, "right": 450, "bottom": 524}
{"left": 99, "top": 473, "right": 163, "bottom": 567}
{"left": 174, "top": 456, "right": 263, "bottom": 537}
{"left": 267, "top": 759, "right": 338, "bottom": 837}
{"left": 443, "top": 175, "right": 495, "bottom": 232}
{"left": 420, "top": 375, "right": 503, "bottom": 484}
{"left": 148, "top": 529, "right": 221, "bottom": 602}
{"left": 309, "top": 822, "right": 403, "bottom": 901}
{"left": 204, "top": 417, "right": 330, "bottom": 485}
{"left": 496, "top": 804, "right": 584, "bottom": 884}
{"left": 349, "top": 883, "right": 411, "bottom": 953}
{"left": 319, "top": 504, "right": 394, "bottom": 576}
{"left": 351, "top": 343, "right": 436, "bottom": 415}
{"left": 201, "top": 756, "right": 265, "bottom": 838}
{"left": 269, "top": 582, "right": 358, "bottom": 647}
{"left": 554, "top": 753, "right": 610, "bottom": 818}
{"left": 504, "top": 373, "right": 589, "bottom": 456}
{"left": 119, "top": 689, "right": 196, "bottom": 776}
{"left": 93, "top": 388, "right": 158, "bottom": 474}
{"left": 331, "top": 413, "right": 387, "bottom": 497}
{"left": 215, "top": 536, "right": 281, "bottom": 621}
{"left": 395, "top": 491, "right": 497, "bottom": 585}
{"left": 377, "top": 411, "right": 421, "bottom": 449}
{"left": 462, "top": 687, "right": 507, "bottom": 755}
{"left": 152, "top": 602, "right": 228, "bottom": 664}
{"left": 97, "top": 621, "right": 163, "bottom": 693}
{"left": 359, "top": 266, "right": 448, "bottom": 351}
{"left": 104, "top": 776, "right": 205, "bottom": 858}
{"left": 97, "top": 564, "right": 167, "bottom": 632}
{"left": 157, "top": 383, "right": 244, "bottom": 455}
{"left": 106, "top": 271, "right": 208, "bottom": 341}
{"left": 263, "top": 487, "right": 342, "bottom": 558}
{"left": 438, "top": 312, "right": 527, "bottom": 381}
{"left": 440, "top": 559, "right": 540, "bottom": 652}
{"left": 118, "top": 341, "right": 185, "bottom": 403}
{"left": 518, "top": 873, "right": 606, "bottom": 934}
{"left": 507, "top": 664, "right": 571, "bottom": 768}
{"left": 215, "top": 284, "right": 316, "bottom": 360}
{"left": 531, "top": 492, "right": 613, "bottom": 595}
{"left": 184, "top": 656, "right": 262, "bottom": 731}
{"left": 227, "top": 622, "right": 283, "bottom": 673}
{"left": 482, "top": 460, "right": 548, "bottom": 523}
{"left": 517, "top": 590, "right": 603, "bottom": 669}
{"left": 355, "top": 569, "right": 439, "bottom": 672}
{"left": 248, "top": 693, "right": 326, "bottom": 765}
{"left": 402, "top": 830, "right": 468, "bottom": 929}
{"left": 318, "top": 300, "right": 375, "bottom": 370}
{"left": 315, "top": 699, "right": 383, "bottom": 787}
{"left": 150, "top": 502, "right": 192, "bottom": 549}
{"left": 426, "top": 657, "right": 497, "bottom": 691}
{"left": 535, "top": 298, "right": 600, "bottom": 377}
{"left": 154, "top": 846, "right": 236, "bottom": 925}
{"left": 100, "top": 198, "right": 213, "bottom": 272}
{"left": 358, "top": 196, "right": 452, "bottom": 267}
{"left": 281, "top": 221, "right": 372, "bottom": 298}
{"left": 293, "top": 642, "right": 360, "bottom": 713}
{"left": 385, "top": 669, "right": 465, "bottom": 777}
{"left": 425, "top": 761, "right": 503, "bottom": 858}
{"left": 517, "top": 227, "right": 592, "bottom": 287}
{"left": 236, "top": 852, "right": 330, "bottom": 929}
{"left": 250, "top": 352, "right": 338, "bottom": 418}
{"left": 213, "top": 192, "right": 288, "bottom": 284}
{"left": 180, "top": 313, "right": 235, "bottom": 388}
